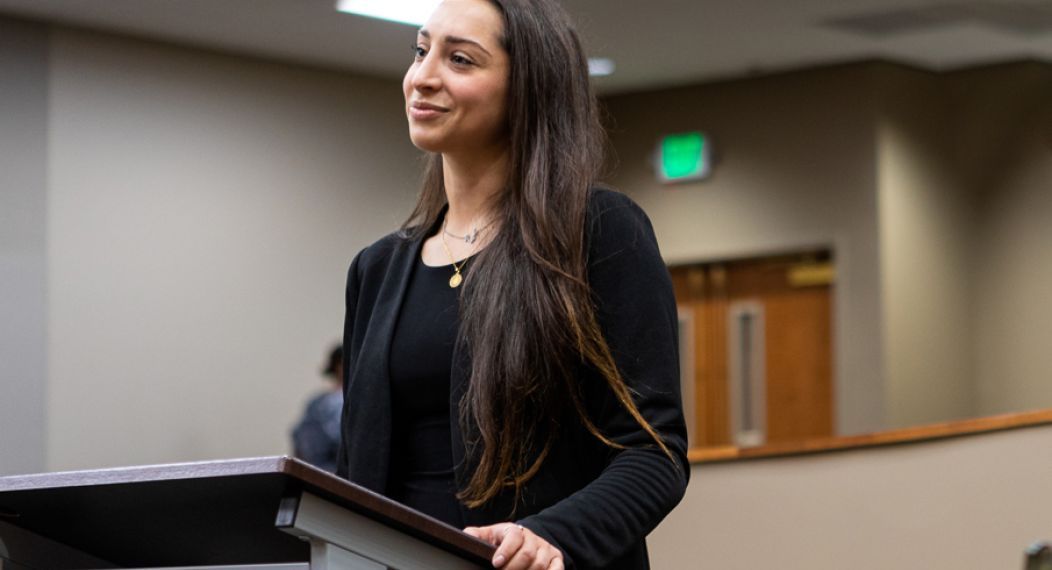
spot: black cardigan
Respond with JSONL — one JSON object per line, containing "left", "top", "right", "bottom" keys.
{"left": 336, "top": 189, "right": 689, "bottom": 569}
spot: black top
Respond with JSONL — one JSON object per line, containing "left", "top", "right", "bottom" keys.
{"left": 338, "top": 189, "right": 690, "bottom": 570}
{"left": 387, "top": 255, "right": 465, "bottom": 527}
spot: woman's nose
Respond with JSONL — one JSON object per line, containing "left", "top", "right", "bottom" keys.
{"left": 411, "top": 55, "right": 441, "bottom": 91}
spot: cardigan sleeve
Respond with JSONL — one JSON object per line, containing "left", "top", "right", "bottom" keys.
{"left": 517, "top": 190, "right": 690, "bottom": 568}
{"left": 335, "top": 249, "right": 363, "bottom": 480}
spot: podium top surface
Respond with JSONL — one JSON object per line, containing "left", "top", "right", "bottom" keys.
{"left": 0, "top": 456, "right": 493, "bottom": 568}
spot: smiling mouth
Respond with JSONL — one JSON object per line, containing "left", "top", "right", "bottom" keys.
{"left": 409, "top": 102, "right": 449, "bottom": 120}
{"left": 411, "top": 101, "right": 449, "bottom": 111}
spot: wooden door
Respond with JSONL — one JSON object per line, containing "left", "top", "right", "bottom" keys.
{"left": 671, "top": 253, "right": 833, "bottom": 447}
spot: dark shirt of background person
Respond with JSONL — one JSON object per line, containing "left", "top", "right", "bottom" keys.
{"left": 291, "top": 344, "right": 343, "bottom": 473}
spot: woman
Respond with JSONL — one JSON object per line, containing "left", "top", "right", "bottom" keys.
{"left": 336, "top": 0, "right": 689, "bottom": 568}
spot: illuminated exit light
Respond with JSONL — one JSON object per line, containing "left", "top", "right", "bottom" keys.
{"left": 657, "top": 132, "right": 712, "bottom": 183}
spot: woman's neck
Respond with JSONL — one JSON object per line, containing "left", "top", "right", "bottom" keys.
{"left": 441, "top": 150, "right": 509, "bottom": 233}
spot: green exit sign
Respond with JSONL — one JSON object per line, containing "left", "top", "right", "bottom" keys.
{"left": 657, "top": 132, "right": 711, "bottom": 183}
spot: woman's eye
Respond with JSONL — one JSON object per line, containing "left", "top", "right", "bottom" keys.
{"left": 450, "top": 54, "right": 474, "bottom": 66}
{"left": 411, "top": 43, "right": 427, "bottom": 59}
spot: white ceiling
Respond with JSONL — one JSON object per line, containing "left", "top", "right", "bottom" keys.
{"left": 1, "top": 0, "right": 1050, "bottom": 94}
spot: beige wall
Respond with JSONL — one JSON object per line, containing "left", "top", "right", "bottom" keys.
{"left": 0, "top": 17, "right": 48, "bottom": 476}
{"left": 649, "top": 423, "right": 1052, "bottom": 570}
{"left": 604, "top": 61, "right": 1052, "bottom": 436}
{"left": 873, "top": 62, "right": 1052, "bottom": 425}
{"left": 601, "top": 65, "right": 887, "bottom": 436}
{"left": 967, "top": 65, "right": 1052, "bottom": 416}
{"left": 45, "top": 29, "right": 420, "bottom": 470}
{"left": 875, "top": 65, "right": 976, "bottom": 428}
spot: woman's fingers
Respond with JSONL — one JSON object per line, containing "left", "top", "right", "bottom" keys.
{"left": 501, "top": 526, "right": 563, "bottom": 570}
{"left": 491, "top": 524, "right": 525, "bottom": 567}
{"left": 463, "top": 525, "right": 492, "bottom": 543}
{"left": 463, "top": 522, "right": 563, "bottom": 569}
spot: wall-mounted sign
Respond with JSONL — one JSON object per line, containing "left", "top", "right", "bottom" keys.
{"left": 656, "top": 131, "right": 711, "bottom": 183}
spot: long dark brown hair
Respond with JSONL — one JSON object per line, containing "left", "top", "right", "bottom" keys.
{"left": 402, "top": 0, "right": 672, "bottom": 508}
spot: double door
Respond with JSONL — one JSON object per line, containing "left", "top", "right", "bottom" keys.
{"left": 671, "top": 253, "right": 834, "bottom": 448}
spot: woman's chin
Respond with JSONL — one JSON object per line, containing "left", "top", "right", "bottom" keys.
{"left": 408, "top": 133, "right": 445, "bottom": 154}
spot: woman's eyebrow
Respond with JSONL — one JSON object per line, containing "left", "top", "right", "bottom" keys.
{"left": 418, "top": 29, "right": 492, "bottom": 56}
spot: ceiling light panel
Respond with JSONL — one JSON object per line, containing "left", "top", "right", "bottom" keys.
{"left": 336, "top": 0, "right": 441, "bottom": 26}
{"left": 588, "top": 58, "right": 616, "bottom": 77}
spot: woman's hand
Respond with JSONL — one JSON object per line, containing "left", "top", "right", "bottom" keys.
{"left": 464, "top": 522, "right": 564, "bottom": 569}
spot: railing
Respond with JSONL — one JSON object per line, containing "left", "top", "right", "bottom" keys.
{"left": 688, "top": 408, "right": 1052, "bottom": 463}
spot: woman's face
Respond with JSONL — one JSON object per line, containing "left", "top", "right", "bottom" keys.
{"left": 403, "top": 0, "right": 510, "bottom": 156}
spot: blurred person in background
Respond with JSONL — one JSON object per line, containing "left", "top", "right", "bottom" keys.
{"left": 291, "top": 344, "right": 343, "bottom": 473}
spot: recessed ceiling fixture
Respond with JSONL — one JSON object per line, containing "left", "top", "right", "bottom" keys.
{"left": 588, "top": 58, "right": 616, "bottom": 77}
{"left": 336, "top": 0, "right": 441, "bottom": 26}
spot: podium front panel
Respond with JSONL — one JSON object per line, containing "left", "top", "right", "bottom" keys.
{"left": 0, "top": 457, "right": 493, "bottom": 569}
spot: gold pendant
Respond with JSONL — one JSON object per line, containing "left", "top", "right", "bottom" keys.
{"left": 449, "top": 273, "right": 462, "bottom": 288}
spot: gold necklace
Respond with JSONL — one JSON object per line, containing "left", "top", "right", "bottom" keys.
{"left": 439, "top": 220, "right": 468, "bottom": 288}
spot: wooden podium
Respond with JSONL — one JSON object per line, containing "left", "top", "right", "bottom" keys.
{"left": 0, "top": 456, "right": 494, "bottom": 569}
